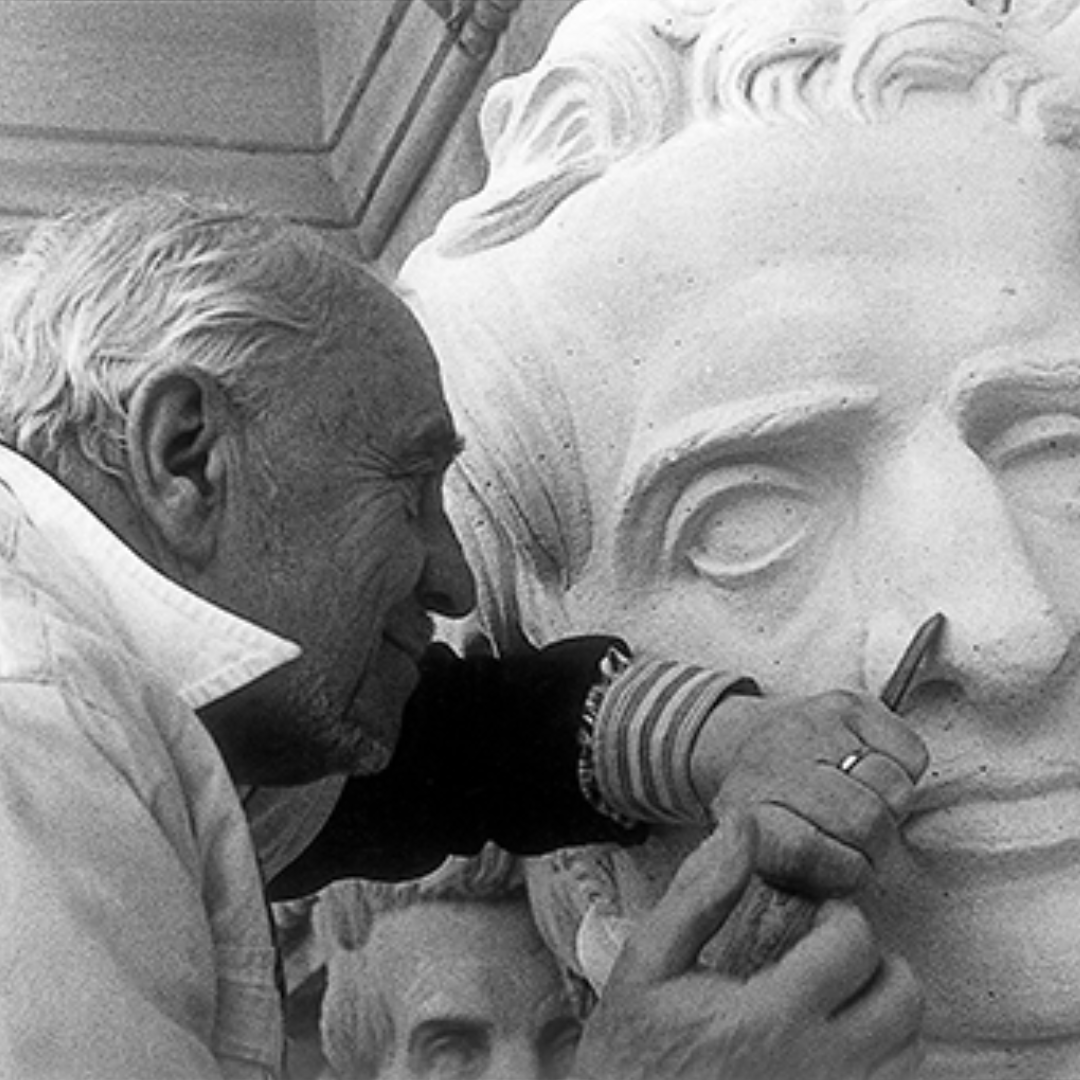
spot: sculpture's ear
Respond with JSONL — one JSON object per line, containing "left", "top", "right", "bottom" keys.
{"left": 124, "top": 367, "right": 232, "bottom": 568}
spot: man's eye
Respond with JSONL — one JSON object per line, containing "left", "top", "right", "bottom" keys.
{"left": 396, "top": 475, "right": 426, "bottom": 519}
{"left": 987, "top": 413, "right": 1080, "bottom": 521}
{"left": 399, "top": 472, "right": 447, "bottom": 522}
{"left": 665, "top": 466, "right": 822, "bottom": 585}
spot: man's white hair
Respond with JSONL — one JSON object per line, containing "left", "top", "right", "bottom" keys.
{"left": 0, "top": 192, "right": 374, "bottom": 475}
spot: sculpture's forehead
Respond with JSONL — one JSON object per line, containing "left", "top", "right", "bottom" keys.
{"left": 537, "top": 103, "right": 1080, "bottom": 324}
{"left": 522, "top": 103, "right": 1080, "bottom": 430}
{"left": 370, "top": 904, "right": 569, "bottom": 1031}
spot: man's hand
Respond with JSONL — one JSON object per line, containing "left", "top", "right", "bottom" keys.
{"left": 691, "top": 691, "right": 929, "bottom": 895}
{"left": 574, "top": 812, "right": 924, "bottom": 1080}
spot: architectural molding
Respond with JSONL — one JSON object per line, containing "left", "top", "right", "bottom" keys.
{"left": 0, "top": 0, "right": 552, "bottom": 267}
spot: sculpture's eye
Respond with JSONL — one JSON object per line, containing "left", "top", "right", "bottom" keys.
{"left": 410, "top": 1023, "right": 488, "bottom": 1078}
{"left": 987, "top": 412, "right": 1080, "bottom": 522}
{"left": 665, "top": 464, "right": 822, "bottom": 585}
{"left": 538, "top": 1017, "right": 583, "bottom": 1079}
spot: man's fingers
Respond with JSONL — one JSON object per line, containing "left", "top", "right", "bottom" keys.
{"left": 618, "top": 810, "right": 756, "bottom": 983}
{"left": 752, "top": 791, "right": 891, "bottom": 895}
{"left": 844, "top": 697, "right": 929, "bottom": 783}
{"left": 766, "top": 901, "right": 882, "bottom": 1017}
{"left": 763, "top": 925, "right": 925, "bottom": 1080}
{"left": 840, "top": 750, "right": 918, "bottom": 820}
{"left": 828, "top": 952, "right": 926, "bottom": 1079}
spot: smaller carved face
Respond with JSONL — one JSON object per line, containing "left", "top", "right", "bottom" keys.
{"left": 326, "top": 901, "right": 581, "bottom": 1080}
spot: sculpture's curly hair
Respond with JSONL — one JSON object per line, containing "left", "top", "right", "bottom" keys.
{"left": 431, "top": 0, "right": 1080, "bottom": 257}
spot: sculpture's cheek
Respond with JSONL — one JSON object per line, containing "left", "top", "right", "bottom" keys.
{"left": 867, "top": 850, "right": 1080, "bottom": 1074}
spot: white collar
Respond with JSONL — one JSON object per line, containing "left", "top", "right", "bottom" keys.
{"left": 0, "top": 444, "right": 301, "bottom": 710}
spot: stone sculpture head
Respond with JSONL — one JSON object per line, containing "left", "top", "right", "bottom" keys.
{"left": 401, "top": 1, "right": 1080, "bottom": 1075}
{"left": 316, "top": 848, "right": 582, "bottom": 1080}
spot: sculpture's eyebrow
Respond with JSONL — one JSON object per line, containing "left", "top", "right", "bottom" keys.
{"left": 619, "top": 384, "right": 878, "bottom": 512}
{"left": 948, "top": 352, "right": 1080, "bottom": 436}
{"left": 406, "top": 1016, "right": 491, "bottom": 1060}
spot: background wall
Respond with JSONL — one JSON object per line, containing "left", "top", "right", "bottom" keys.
{"left": 0, "top": 0, "right": 580, "bottom": 274}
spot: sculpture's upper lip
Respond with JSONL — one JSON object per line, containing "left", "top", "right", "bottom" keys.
{"left": 904, "top": 773, "right": 1080, "bottom": 862}
{"left": 912, "top": 771, "right": 1080, "bottom": 812}
{"left": 915, "top": 773, "right": 1080, "bottom": 807}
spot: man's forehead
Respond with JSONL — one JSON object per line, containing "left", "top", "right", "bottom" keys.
{"left": 340, "top": 269, "right": 443, "bottom": 379}
{"left": 333, "top": 287, "right": 459, "bottom": 465}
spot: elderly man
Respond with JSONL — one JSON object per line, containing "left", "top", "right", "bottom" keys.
{"left": 0, "top": 195, "right": 922, "bottom": 1079}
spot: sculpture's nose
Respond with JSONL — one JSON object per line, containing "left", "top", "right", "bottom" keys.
{"left": 860, "top": 415, "right": 1071, "bottom": 714}
{"left": 487, "top": 1040, "right": 544, "bottom": 1080}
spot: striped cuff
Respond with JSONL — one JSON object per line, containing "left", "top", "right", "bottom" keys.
{"left": 594, "top": 659, "right": 751, "bottom": 826}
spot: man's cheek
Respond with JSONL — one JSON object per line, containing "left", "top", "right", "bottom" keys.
{"left": 343, "top": 640, "right": 420, "bottom": 775}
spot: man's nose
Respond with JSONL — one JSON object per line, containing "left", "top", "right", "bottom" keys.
{"left": 860, "top": 417, "right": 1071, "bottom": 709}
{"left": 418, "top": 508, "right": 477, "bottom": 618}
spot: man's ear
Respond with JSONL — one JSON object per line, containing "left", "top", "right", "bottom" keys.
{"left": 124, "top": 367, "right": 233, "bottom": 568}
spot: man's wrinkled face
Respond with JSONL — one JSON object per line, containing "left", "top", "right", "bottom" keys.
{"left": 213, "top": 282, "right": 474, "bottom": 783}
{"left": 510, "top": 106, "right": 1080, "bottom": 1072}
{"left": 362, "top": 902, "right": 581, "bottom": 1080}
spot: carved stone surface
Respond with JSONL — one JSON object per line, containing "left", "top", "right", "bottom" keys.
{"left": 402, "top": 1, "right": 1080, "bottom": 1076}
